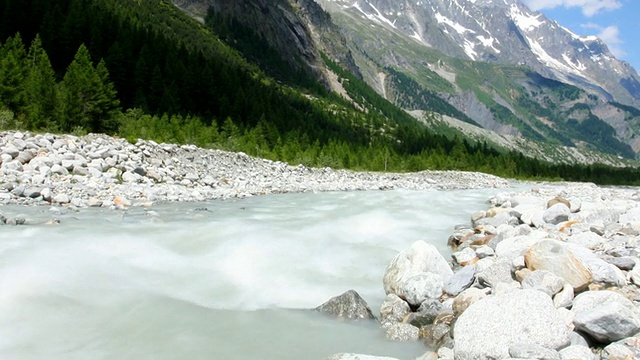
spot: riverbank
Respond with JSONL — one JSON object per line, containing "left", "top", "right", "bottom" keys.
{"left": 0, "top": 131, "right": 511, "bottom": 208}
{"left": 346, "top": 183, "right": 640, "bottom": 360}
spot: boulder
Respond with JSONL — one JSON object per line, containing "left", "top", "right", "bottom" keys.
{"left": 52, "top": 193, "right": 70, "bottom": 204}
{"left": 524, "top": 240, "right": 591, "bottom": 292}
{"left": 601, "top": 336, "right": 640, "bottom": 360}
{"left": 508, "top": 342, "right": 561, "bottom": 359}
{"left": 452, "top": 247, "right": 477, "bottom": 266}
{"left": 385, "top": 323, "right": 419, "bottom": 342}
{"left": 571, "top": 290, "right": 640, "bottom": 343}
{"left": 547, "top": 197, "right": 570, "bottom": 209}
{"left": 452, "top": 288, "right": 487, "bottom": 316}
{"left": 400, "top": 272, "right": 444, "bottom": 306}
{"left": 566, "top": 231, "right": 605, "bottom": 249}
{"left": 630, "top": 263, "right": 640, "bottom": 286}
{"left": 520, "top": 270, "right": 565, "bottom": 297}
{"left": 476, "top": 258, "right": 515, "bottom": 288}
{"left": 568, "top": 197, "right": 582, "bottom": 213}
{"left": 604, "top": 256, "right": 635, "bottom": 271}
{"left": 564, "top": 244, "right": 626, "bottom": 287}
{"left": 543, "top": 203, "right": 570, "bottom": 225}
{"left": 552, "top": 284, "right": 574, "bottom": 309}
{"left": 558, "top": 345, "right": 596, "bottom": 360}
{"left": 383, "top": 241, "right": 453, "bottom": 297}
{"left": 419, "top": 323, "right": 451, "bottom": 349}
{"left": 453, "top": 290, "right": 570, "bottom": 360}
{"left": 474, "top": 246, "right": 494, "bottom": 259}
{"left": 379, "top": 294, "right": 410, "bottom": 328}
{"left": 494, "top": 230, "right": 548, "bottom": 260}
{"left": 443, "top": 265, "right": 476, "bottom": 296}
{"left": 315, "top": 290, "right": 376, "bottom": 320}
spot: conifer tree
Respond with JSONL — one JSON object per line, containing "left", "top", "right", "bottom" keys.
{"left": 23, "top": 35, "right": 57, "bottom": 129}
{"left": 0, "top": 33, "right": 26, "bottom": 112}
{"left": 58, "top": 44, "right": 119, "bottom": 133}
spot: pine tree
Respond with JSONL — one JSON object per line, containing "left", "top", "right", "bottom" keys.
{"left": 58, "top": 44, "right": 119, "bottom": 133}
{"left": 0, "top": 33, "right": 26, "bottom": 112}
{"left": 23, "top": 35, "right": 57, "bottom": 129}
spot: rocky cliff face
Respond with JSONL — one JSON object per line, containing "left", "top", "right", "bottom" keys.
{"left": 171, "top": 0, "right": 360, "bottom": 88}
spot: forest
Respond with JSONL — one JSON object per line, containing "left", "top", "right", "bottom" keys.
{"left": 1, "top": 0, "right": 640, "bottom": 185}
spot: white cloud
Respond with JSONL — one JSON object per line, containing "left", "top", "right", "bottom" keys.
{"left": 582, "top": 23, "right": 626, "bottom": 57}
{"left": 522, "top": 0, "right": 622, "bottom": 17}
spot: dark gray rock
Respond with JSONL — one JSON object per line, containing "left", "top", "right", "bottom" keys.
{"left": 133, "top": 166, "right": 147, "bottom": 176}
{"left": 23, "top": 188, "right": 41, "bottom": 199}
{"left": 603, "top": 256, "right": 636, "bottom": 271}
{"left": 315, "top": 290, "right": 376, "bottom": 320}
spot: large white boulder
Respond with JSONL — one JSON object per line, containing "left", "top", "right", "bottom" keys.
{"left": 453, "top": 289, "right": 570, "bottom": 360}
{"left": 383, "top": 241, "right": 452, "bottom": 297}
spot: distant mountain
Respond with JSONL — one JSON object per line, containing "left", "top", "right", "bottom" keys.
{"left": 319, "top": 0, "right": 640, "bottom": 107}
{"left": 310, "top": 0, "right": 640, "bottom": 158}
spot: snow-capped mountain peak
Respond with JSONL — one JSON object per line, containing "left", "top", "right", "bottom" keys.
{"left": 318, "top": 0, "right": 640, "bottom": 106}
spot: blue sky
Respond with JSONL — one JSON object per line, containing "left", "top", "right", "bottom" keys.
{"left": 521, "top": 0, "right": 640, "bottom": 75}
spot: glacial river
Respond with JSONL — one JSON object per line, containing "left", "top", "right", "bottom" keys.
{"left": 0, "top": 188, "right": 513, "bottom": 359}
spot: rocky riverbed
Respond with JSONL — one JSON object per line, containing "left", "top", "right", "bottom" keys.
{"left": 0, "top": 130, "right": 509, "bottom": 210}
{"left": 322, "top": 184, "right": 640, "bottom": 360}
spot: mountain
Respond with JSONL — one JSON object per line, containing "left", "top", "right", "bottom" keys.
{"left": 310, "top": 0, "right": 640, "bottom": 159}
{"left": 319, "top": 0, "right": 640, "bottom": 107}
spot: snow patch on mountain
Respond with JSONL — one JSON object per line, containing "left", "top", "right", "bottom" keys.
{"left": 463, "top": 39, "right": 477, "bottom": 60}
{"left": 477, "top": 35, "right": 500, "bottom": 53}
{"left": 435, "top": 13, "right": 474, "bottom": 35}
{"left": 352, "top": 1, "right": 396, "bottom": 28}
{"left": 509, "top": 4, "right": 542, "bottom": 32}
{"left": 528, "top": 38, "right": 575, "bottom": 74}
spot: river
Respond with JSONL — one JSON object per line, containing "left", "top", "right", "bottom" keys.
{"left": 0, "top": 188, "right": 514, "bottom": 359}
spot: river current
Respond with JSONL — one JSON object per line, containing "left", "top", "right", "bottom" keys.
{"left": 0, "top": 188, "right": 512, "bottom": 359}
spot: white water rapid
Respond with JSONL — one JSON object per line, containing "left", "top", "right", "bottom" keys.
{"left": 0, "top": 188, "right": 512, "bottom": 359}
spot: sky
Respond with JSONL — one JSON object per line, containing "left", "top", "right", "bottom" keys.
{"left": 521, "top": 0, "right": 640, "bottom": 75}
